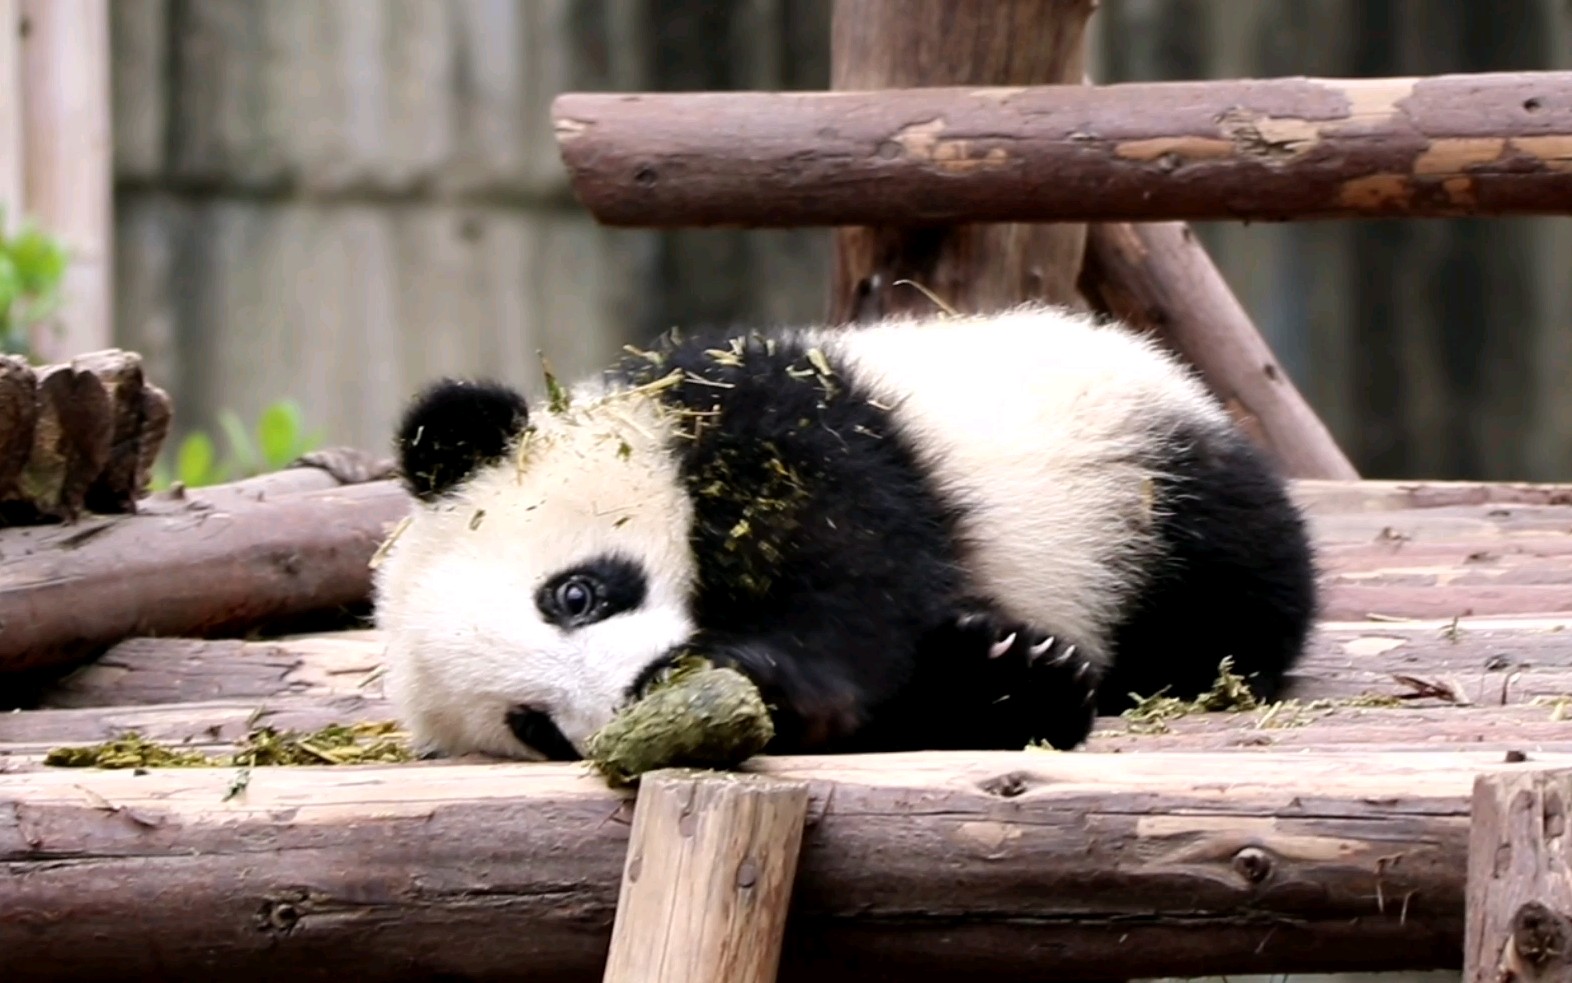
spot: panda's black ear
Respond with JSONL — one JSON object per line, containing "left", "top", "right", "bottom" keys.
{"left": 395, "top": 379, "right": 530, "bottom": 502}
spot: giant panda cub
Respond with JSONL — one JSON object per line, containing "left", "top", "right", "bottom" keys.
{"left": 373, "top": 303, "right": 1318, "bottom": 762}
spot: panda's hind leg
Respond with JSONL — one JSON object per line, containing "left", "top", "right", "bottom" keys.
{"left": 902, "top": 605, "right": 1103, "bottom": 752}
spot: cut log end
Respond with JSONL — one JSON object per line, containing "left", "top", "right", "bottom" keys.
{"left": 0, "top": 348, "right": 173, "bottom": 526}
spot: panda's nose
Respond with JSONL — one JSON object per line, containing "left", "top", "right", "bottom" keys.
{"left": 504, "top": 705, "right": 580, "bottom": 761}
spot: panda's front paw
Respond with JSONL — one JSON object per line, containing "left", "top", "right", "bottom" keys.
{"left": 951, "top": 609, "right": 1102, "bottom": 751}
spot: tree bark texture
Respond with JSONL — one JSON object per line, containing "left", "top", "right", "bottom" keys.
{"left": 1081, "top": 220, "right": 1358, "bottom": 480}
{"left": 1465, "top": 769, "right": 1572, "bottom": 982}
{"left": 1, "top": 749, "right": 1540, "bottom": 981}
{"left": 0, "top": 477, "right": 410, "bottom": 674}
{"left": 823, "top": 0, "right": 1095, "bottom": 319}
{"left": 552, "top": 70, "right": 1572, "bottom": 230}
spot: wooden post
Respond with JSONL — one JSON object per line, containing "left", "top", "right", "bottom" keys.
{"left": 0, "top": 0, "right": 22, "bottom": 233}
{"left": 827, "top": 0, "right": 1096, "bottom": 322}
{"left": 1465, "top": 768, "right": 1572, "bottom": 982}
{"left": 1080, "top": 221, "right": 1360, "bottom": 480}
{"left": 602, "top": 770, "right": 810, "bottom": 983}
{"left": 18, "top": 0, "right": 113, "bottom": 361}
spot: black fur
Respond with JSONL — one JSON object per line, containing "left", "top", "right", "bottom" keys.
{"left": 395, "top": 378, "right": 530, "bottom": 502}
{"left": 609, "top": 330, "right": 1110, "bottom": 753}
{"left": 1094, "top": 422, "right": 1318, "bottom": 713}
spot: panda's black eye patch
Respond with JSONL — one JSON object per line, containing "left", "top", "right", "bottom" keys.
{"left": 536, "top": 556, "right": 648, "bottom": 629}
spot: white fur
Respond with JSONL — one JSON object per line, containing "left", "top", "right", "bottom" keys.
{"left": 375, "top": 390, "right": 696, "bottom": 757}
{"left": 803, "top": 304, "right": 1231, "bottom": 664}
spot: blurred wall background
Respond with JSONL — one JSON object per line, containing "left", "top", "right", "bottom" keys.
{"left": 109, "top": 0, "right": 1572, "bottom": 483}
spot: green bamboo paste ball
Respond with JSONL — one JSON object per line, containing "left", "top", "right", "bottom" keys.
{"left": 584, "top": 656, "right": 774, "bottom": 786}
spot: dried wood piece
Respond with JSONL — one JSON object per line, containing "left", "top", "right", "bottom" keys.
{"left": 74, "top": 349, "right": 152, "bottom": 514}
{"left": 0, "top": 749, "right": 1544, "bottom": 980}
{"left": 1081, "top": 220, "right": 1358, "bottom": 480}
{"left": 1465, "top": 769, "right": 1572, "bottom": 982}
{"left": 0, "top": 354, "right": 37, "bottom": 497}
{"left": 7, "top": 360, "right": 113, "bottom": 522}
{"left": 552, "top": 70, "right": 1572, "bottom": 227}
{"left": 0, "top": 349, "right": 172, "bottom": 524}
{"left": 825, "top": 0, "right": 1096, "bottom": 319}
{"left": 604, "top": 771, "right": 809, "bottom": 983}
{"left": 0, "top": 479, "right": 411, "bottom": 674}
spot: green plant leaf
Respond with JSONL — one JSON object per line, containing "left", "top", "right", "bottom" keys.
{"left": 177, "top": 432, "right": 217, "bottom": 487}
{"left": 7, "top": 226, "right": 67, "bottom": 295}
{"left": 218, "top": 410, "right": 257, "bottom": 473}
{"left": 257, "top": 400, "right": 303, "bottom": 468}
{"left": 0, "top": 253, "right": 19, "bottom": 320}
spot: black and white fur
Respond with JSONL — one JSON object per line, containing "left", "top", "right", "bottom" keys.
{"left": 373, "top": 304, "right": 1317, "bottom": 761}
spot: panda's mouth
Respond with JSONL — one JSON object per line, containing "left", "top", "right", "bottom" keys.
{"left": 504, "top": 705, "right": 580, "bottom": 761}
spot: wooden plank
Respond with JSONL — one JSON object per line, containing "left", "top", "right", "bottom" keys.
{"left": 1464, "top": 769, "right": 1572, "bottom": 982}
{"left": 0, "top": 749, "right": 1544, "bottom": 981}
{"left": 603, "top": 771, "right": 809, "bottom": 983}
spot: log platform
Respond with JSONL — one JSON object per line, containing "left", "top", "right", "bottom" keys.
{"left": 5, "top": 476, "right": 1572, "bottom": 981}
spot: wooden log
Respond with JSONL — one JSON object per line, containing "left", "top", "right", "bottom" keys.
{"left": 823, "top": 0, "right": 1095, "bottom": 320}
{"left": 552, "top": 70, "right": 1572, "bottom": 229}
{"left": 0, "top": 478, "right": 411, "bottom": 674}
{"left": 36, "top": 632, "right": 384, "bottom": 708}
{"left": 1080, "top": 220, "right": 1357, "bottom": 480}
{"left": 1293, "top": 479, "right": 1572, "bottom": 514}
{"left": 604, "top": 771, "right": 809, "bottom": 983}
{"left": 0, "top": 692, "right": 392, "bottom": 754}
{"left": 0, "top": 750, "right": 1542, "bottom": 981}
{"left": 1465, "top": 769, "right": 1572, "bottom": 982}
{"left": 19, "top": 0, "right": 113, "bottom": 360}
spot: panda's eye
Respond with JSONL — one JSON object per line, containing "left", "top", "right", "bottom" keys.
{"left": 537, "top": 557, "right": 647, "bottom": 630}
{"left": 556, "top": 578, "right": 597, "bottom": 619}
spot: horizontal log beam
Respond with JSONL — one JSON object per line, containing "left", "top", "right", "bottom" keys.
{"left": 0, "top": 750, "right": 1546, "bottom": 981}
{"left": 0, "top": 476, "right": 410, "bottom": 675}
{"left": 552, "top": 71, "right": 1572, "bottom": 227}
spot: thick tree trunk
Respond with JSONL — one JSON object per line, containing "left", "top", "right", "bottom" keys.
{"left": 553, "top": 70, "right": 1572, "bottom": 228}
{"left": 824, "top": 0, "right": 1095, "bottom": 320}
{"left": 0, "top": 749, "right": 1530, "bottom": 981}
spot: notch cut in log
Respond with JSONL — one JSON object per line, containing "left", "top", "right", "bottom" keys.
{"left": 0, "top": 750, "right": 1540, "bottom": 981}
{"left": 604, "top": 770, "right": 809, "bottom": 983}
{"left": 1465, "top": 769, "right": 1572, "bottom": 982}
{"left": 825, "top": 0, "right": 1095, "bottom": 319}
{"left": 552, "top": 70, "right": 1572, "bottom": 229}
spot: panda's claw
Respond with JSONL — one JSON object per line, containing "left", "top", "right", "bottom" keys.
{"left": 988, "top": 632, "right": 1017, "bottom": 659}
{"left": 1028, "top": 634, "right": 1056, "bottom": 661}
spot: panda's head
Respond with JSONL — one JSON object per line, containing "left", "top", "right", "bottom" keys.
{"left": 373, "top": 377, "right": 698, "bottom": 761}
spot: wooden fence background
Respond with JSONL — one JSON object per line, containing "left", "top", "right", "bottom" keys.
{"left": 108, "top": 0, "right": 1571, "bottom": 489}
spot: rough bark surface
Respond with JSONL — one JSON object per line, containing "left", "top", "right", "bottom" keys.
{"left": 0, "top": 477, "right": 410, "bottom": 674}
{"left": 1081, "top": 220, "right": 1357, "bottom": 480}
{"left": 1465, "top": 769, "right": 1572, "bottom": 982}
{"left": 554, "top": 70, "right": 1572, "bottom": 228}
{"left": 1, "top": 750, "right": 1540, "bottom": 981}
{"left": 822, "top": 0, "right": 1095, "bottom": 320}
